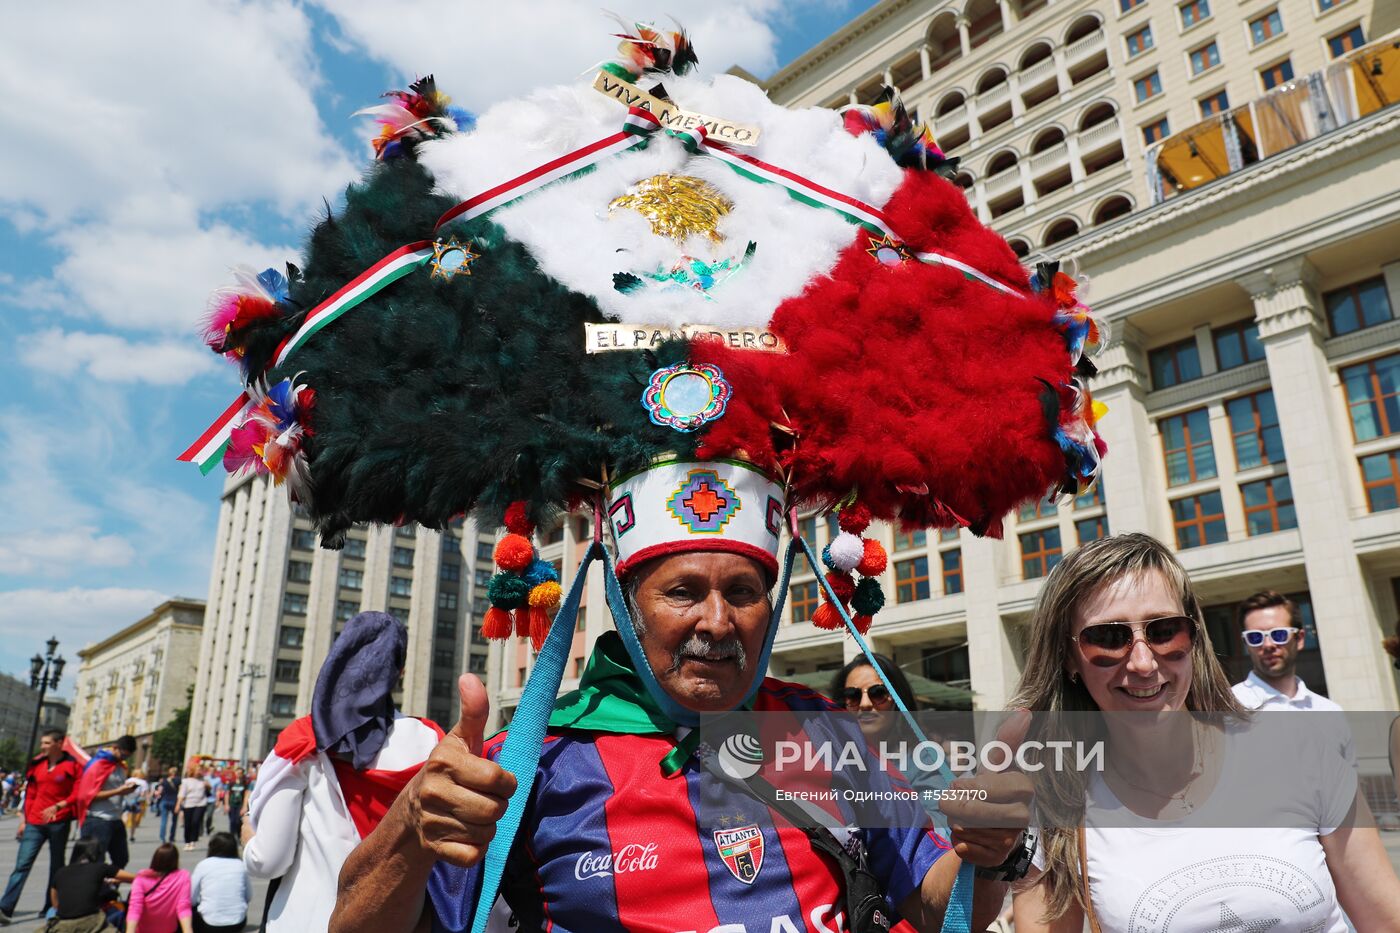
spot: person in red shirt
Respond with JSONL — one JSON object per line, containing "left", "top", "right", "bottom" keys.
{"left": 0, "top": 729, "right": 82, "bottom": 924}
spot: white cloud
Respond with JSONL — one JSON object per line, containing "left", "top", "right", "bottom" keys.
{"left": 313, "top": 0, "right": 790, "bottom": 113}
{"left": 21, "top": 328, "right": 222, "bottom": 384}
{"left": 0, "top": 587, "right": 177, "bottom": 675}
{"left": 0, "top": 0, "right": 355, "bottom": 227}
{"left": 0, "top": 528, "right": 136, "bottom": 578}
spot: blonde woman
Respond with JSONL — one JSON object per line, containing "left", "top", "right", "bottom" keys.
{"left": 1011, "top": 533, "right": 1400, "bottom": 932}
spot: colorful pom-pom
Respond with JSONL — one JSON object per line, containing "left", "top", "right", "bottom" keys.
{"left": 828, "top": 532, "right": 864, "bottom": 573}
{"left": 811, "top": 602, "right": 844, "bottom": 631}
{"left": 529, "top": 580, "right": 563, "bottom": 611}
{"left": 481, "top": 606, "right": 514, "bottom": 640}
{"left": 852, "top": 613, "right": 873, "bottom": 635}
{"left": 820, "top": 544, "right": 837, "bottom": 572}
{"left": 824, "top": 571, "right": 855, "bottom": 605}
{"left": 851, "top": 578, "right": 886, "bottom": 616}
{"left": 523, "top": 558, "right": 559, "bottom": 587}
{"left": 504, "top": 501, "right": 534, "bottom": 536}
{"left": 514, "top": 608, "right": 531, "bottom": 639}
{"left": 487, "top": 572, "right": 531, "bottom": 609}
{"left": 838, "top": 504, "right": 872, "bottom": 534}
{"left": 529, "top": 605, "right": 552, "bottom": 652}
{"left": 856, "top": 539, "right": 888, "bottom": 577}
{"left": 494, "top": 534, "right": 535, "bottom": 572}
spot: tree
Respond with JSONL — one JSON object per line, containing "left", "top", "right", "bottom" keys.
{"left": 150, "top": 684, "right": 194, "bottom": 770}
{"left": 0, "top": 738, "right": 24, "bottom": 773}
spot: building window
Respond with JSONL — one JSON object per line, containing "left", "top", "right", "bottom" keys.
{"left": 286, "top": 560, "right": 312, "bottom": 584}
{"left": 472, "top": 594, "right": 489, "bottom": 615}
{"left": 1341, "top": 353, "right": 1400, "bottom": 441}
{"left": 342, "top": 537, "right": 366, "bottom": 559}
{"left": 274, "top": 660, "right": 300, "bottom": 682}
{"left": 1242, "top": 475, "right": 1297, "bottom": 535}
{"left": 1199, "top": 90, "right": 1230, "bottom": 117}
{"left": 516, "top": 667, "right": 527, "bottom": 688}
{"left": 893, "top": 528, "right": 927, "bottom": 551}
{"left": 1361, "top": 452, "right": 1400, "bottom": 512}
{"left": 1249, "top": 9, "right": 1283, "bottom": 45}
{"left": 1149, "top": 337, "right": 1202, "bottom": 389}
{"left": 1076, "top": 514, "right": 1110, "bottom": 544}
{"left": 1189, "top": 41, "right": 1221, "bottom": 75}
{"left": 543, "top": 522, "right": 566, "bottom": 545}
{"left": 1160, "top": 408, "right": 1217, "bottom": 486}
{"left": 1125, "top": 24, "right": 1154, "bottom": 57}
{"left": 475, "top": 569, "right": 492, "bottom": 587}
{"left": 476, "top": 540, "right": 494, "bottom": 561}
{"left": 1226, "top": 391, "right": 1284, "bottom": 470}
{"left": 939, "top": 527, "right": 960, "bottom": 543}
{"left": 1020, "top": 528, "right": 1063, "bottom": 579}
{"left": 441, "top": 560, "right": 460, "bottom": 582}
{"left": 1142, "top": 117, "right": 1171, "bottom": 145}
{"left": 1075, "top": 483, "right": 1106, "bottom": 509}
{"left": 1212, "top": 319, "right": 1264, "bottom": 371}
{"left": 1179, "top": 0, "right": 1210, "bottom": 29}
{"left": 468, "top": 654, "right": 488, "bottom": 674}
{"left": 436, "top": 620, "right": 458, "bottom": 640}
{"left": 797, "top": 516, "right": 817, "bottom": 544}
{"left": 290, "top": 528, "right": 316, "bottom": 551}
{"left": 279, "top": 626, "right": 305, "bottom": 649}
{"left": 1328, "top": 24, "right": 1365, "bottom": 58}
{"left": 281, "top": 592, "right": 307, "bottom": 616}
{"left": 390, "top": 576, "right": 412, "bottom": 597}
{"left": 396, "top": 525, "right": 416, "bottom": 539}
{"left": 434, "top": 648, "right": 455, "bottom": 667}
{"left": 335, "top": 599, "right": 359, "bottom": 622}
{"left": 270, "top": 695, "right": 296, "bottom": 717}
{"left": 895, "top": 557, "right": 931, "bottom": 603}
{"left": 790, "top": 581, "right": 819, "bottom": 623}
{"left": 338, "top": 568, "right": 363, "bottom": 591}
{"left": 1018, "top": 497, "right": 1058, "bottom": 522}
{"left": 438, "top": 590, "right": 458, "bottom": 610}
{"left": 941, "top": 550, "right": 963, "bottom": 595}
{"left": 1133, "top": 70, "right": 1163, "bottom": 103}
{"left": 1316, "top": 0, "right": 1342, "bottom": 11}
{"left": 392, "top": 546, "right": 415, "bottom": 568}
{"left": 1120, "top": 0, "right": 1145, "bottom": 11}
{"left": 1171, "top": 491, "right": 1227, "bottom": 548}
{"left": 824, "top": 513, "right": 840, "bottom": 540}
{"left": 1325, "top": 276, "right": 1393, "bottom": 336}
{"left": 1260, "top": 59, "right": 1294, "bottom": 90}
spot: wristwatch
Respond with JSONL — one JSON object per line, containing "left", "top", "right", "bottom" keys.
{"left": 973, "top": 831, "right": 1036, "bottom": 882}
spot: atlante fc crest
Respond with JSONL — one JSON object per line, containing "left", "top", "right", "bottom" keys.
{"left": 713, "top": 825, "right": 764, "bottom": 884}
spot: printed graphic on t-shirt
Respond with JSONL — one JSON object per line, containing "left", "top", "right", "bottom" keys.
{"left": 1128, "top": 855, "right": 1329, "bottom": 932}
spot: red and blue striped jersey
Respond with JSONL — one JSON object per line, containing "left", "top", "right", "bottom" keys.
{"left": 428, "top": 680, "right": 950, "bottom": 933}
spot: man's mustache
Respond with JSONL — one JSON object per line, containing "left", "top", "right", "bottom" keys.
{"left": 669, "top": 633, "right": 747, "bottom": 673}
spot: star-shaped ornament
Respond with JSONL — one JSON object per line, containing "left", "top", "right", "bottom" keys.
{"left": 429, "top": 236, "right": 480, "bottom": 281}
{"left": 1211, "top": 904, "right": 1280, "bottom": 933}
{"left": 866, "top": 234, "right": 910, "bottom": 267}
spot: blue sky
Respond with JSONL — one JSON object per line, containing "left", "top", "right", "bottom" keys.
{"left": 0, "top": 0, "right": 874, "bottom": 691}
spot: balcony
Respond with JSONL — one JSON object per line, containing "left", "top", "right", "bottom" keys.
{"left": 979, "top": 81, "right": 1012, "bottom": 112}
{"left": 1020, "top": 56, "right": 1057, "bottom": 94}
{"left": 1079, "top": 118, "right": 1122, "bottom": 157}
{"left": 935, "top": 105, "right": 969, "bottom": 139}
{"left": 1030, "top": 143, "right": 1069, "bottom": 176}
{"left": 1065, "top": 30, "right": 1106, "bottom": 67}
{"left": 985, "top": 168, "right": 1021, "bottom": 199}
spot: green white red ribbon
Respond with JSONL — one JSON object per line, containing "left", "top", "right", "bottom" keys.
{"left": 184, "top": 104, "right": 1021, "bottom": 467}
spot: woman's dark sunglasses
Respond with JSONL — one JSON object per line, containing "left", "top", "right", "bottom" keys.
{"left": 842, "top": 685, "right": 892, "bottom": 708}
{"left": 1071, "top": 616, "right": 1197, "bottom": 667}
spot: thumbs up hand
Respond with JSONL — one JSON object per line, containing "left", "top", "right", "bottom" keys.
{"left": 940, "top": 709, "right": 1034, "bottom": 869}
{"left": 404, "top": 673, "right": 518, "bottom": 867}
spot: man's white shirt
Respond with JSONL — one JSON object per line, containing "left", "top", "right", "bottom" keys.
{"left": 1231, "top": 671, "right": 1344, "bottom": 712}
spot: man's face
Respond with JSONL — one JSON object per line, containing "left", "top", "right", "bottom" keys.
{"left": 39, "top": 735, "right": 57, "bottom": 757}
{"left": 168, "top": 768, "right": 177, "bottom": 778}
{"left": 1242, "top": 605, "right": 1302, "bottom": 679}
{"left": 631, "top": 552, "right": 771, "bottom": 713}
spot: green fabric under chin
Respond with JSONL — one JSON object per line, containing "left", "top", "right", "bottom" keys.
{"left": 548, "top": 631, "right": 677, "bottom": 735}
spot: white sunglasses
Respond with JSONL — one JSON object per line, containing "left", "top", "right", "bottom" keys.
{"left": 1242, "top": 626, "right": 1300, "bottom": 648}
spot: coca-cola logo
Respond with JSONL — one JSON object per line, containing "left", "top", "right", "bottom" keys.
{"left": 574, "top": 842, "right": 660, "bottom": 880}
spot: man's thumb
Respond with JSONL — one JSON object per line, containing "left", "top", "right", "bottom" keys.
{"left": 453, "top": 673, "right": 490, "bottom": 756}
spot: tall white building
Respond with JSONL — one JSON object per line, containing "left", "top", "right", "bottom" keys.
{"left": 186, "top": 474, "right": 497, "bottom": 760}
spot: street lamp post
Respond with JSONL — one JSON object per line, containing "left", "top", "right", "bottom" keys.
{"left": 27, "top": 637, "right": 65, "bottom": 757}
{"left": 238, "top": 663, "right": 266, "bottom": 771}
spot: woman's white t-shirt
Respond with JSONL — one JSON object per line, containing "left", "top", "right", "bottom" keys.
{"left": 1034, "top": 719, "right": 1355, "bottom": 933}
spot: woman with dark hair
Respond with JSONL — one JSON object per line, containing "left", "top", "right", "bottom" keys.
{"left": 829, "top": 653, "right": 918, "bottom": 743}
{"left": 125, "top": 844, "right": 191, "bottom": 933}
{"left": 243, "top": 612, "right": 443, "bottom": 933}
{"left": 191, "top": 833, "right": 250, "bottom": 933}
{"left": 1011, "top": 533, "right": 1400, "bottom": 931}
{"left": 49, "top": 838, "right": 135, "bottom": 933}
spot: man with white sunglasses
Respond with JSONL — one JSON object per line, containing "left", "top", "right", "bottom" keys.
{"left": 1230, "top": 590, "right": 1344, "bottom": 713}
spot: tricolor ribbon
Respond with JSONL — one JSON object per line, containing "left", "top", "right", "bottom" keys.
{"left": 184, "top": 104, "right": 1023, "bottom": 465}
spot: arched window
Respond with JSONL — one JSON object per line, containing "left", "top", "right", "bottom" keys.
{"left": 936, "top": 90, "right": 967, "bottom": 117}
{"left": 927, "top": 11, "right": 961, "bottom": 69}
{"left": 976, "top": 67, "right": 1009, "bottom": 94}
{"left": 1019, "top": 42, "right": 1053, "bottom": 70}
{"left": 1064, "top": 14, "right": 1102, "bottom": 45}
{"left": 1043, "top": 217, "right": 1081, "bottom": 247}
{"left": 1093, "top": 195, "right": 1133, "bottom": 225}
{"left": 953, "top": 171, "right": 975, "bottom": 190}
{"left": 965, "top": 0, "right": 1005, "bottom": 48}
{"left": 1030, "top": 127, "right": 1066, "bottom": 154}
{"left": 1078, "top": 101, "right": 1117, "bottom": 131}
{"left": 986, "top": 150, "right": 1019, "bottom": 176}
{"left": 1007, "top": 238, "right": 1032, "bottom": 259}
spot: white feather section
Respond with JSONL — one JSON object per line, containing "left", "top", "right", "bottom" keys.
{"left": 418, "top": 73, "right": 904, "bottom": 328}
